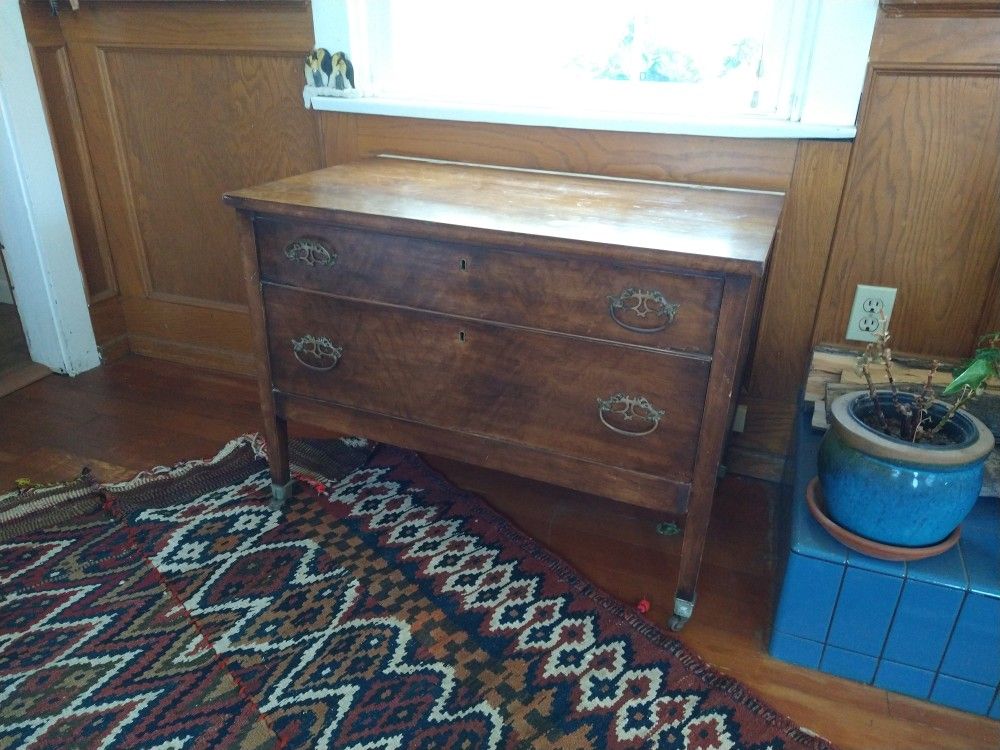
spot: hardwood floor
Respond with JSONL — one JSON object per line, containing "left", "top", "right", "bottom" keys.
{"left": 1, "top": 355, "right": 997, "bottom": 750}
{"left": 0, "top": 303, "right": 47, "bottom": 399}
{"left": 0, "top": 303, "right": 30, "bottom": 373}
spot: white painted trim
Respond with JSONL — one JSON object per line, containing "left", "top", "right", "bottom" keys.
{"left": 309, "top": 95, "right": 857, "bottom": 139}
{"left": 0, "top": 4, "right": 99, "bottom": 375}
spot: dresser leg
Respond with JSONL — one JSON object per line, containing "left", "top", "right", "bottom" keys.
{"left": 672, "top": 484, "right": 713, "bottom": 631}
{"left": 264, "top": 415, "right": 293, "bottom": 508}
{"left": 269, "top": 478, "right": 297, "bottom": 510}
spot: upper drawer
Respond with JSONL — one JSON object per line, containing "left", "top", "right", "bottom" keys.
{"left": 255, "top": 218, "right": 722, "bottom": 355}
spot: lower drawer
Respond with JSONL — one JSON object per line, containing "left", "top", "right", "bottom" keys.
{"left": 263, "top": 284, "right": 710, "bottom": 479}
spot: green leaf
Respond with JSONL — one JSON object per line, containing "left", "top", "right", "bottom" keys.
{"left": 943, "top": 358, "right": 995, "bottom": 396}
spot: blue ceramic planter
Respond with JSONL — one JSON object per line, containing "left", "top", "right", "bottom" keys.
{"left": 818, "top": 391, "right": 994, "bottom": 547}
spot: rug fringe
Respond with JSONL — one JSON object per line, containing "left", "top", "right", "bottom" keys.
{"left": 103, "top": 433, "right": 267, "bottom": 493}
{"left": 0, "top": 474, "right": 90, "bottom": 507}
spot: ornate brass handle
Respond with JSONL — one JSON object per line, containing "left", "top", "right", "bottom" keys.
{"left": 291, "top": 335, "right": 343, "bottom": 371}
{"left": 597, "top": 393, "right": 665, "bottom": 437}
{"left": 608, "top": 288, "right": 679, "bottom": 333}
{"left": 284, "top": 238, "right": 336, "bottom": 268}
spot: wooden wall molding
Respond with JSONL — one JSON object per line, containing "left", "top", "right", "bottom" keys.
{"left": 321, "top": 114, "right": 799, "bottom": 192}
{"left": 23, "top": 4, "right": 127, "bottom": 354}
{"left": 748, "top": 140, "right": 852, "bottom": 401}
{"left": 871, "top": 12, "right": 1000, "bottom": 64}
{"left": 33, "top": 42, "right": 118, "bottom": 303}
{"left": 44, "top": 3, "right": 313, "bottom": 50}
{"left": 881, "top": 1, "right": 1000, "bottom": 17}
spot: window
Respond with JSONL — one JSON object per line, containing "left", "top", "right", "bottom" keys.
{"left": 311, "top": 0, "right": 877, "bottom": 138}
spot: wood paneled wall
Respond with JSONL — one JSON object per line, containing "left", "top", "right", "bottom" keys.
{"left": 22, "top": 0, "right": 321, "bottom": 370}
{"left": 813, "top": 4, "right": 1000, "bottom": 357}
{"left": 25, "top": 10, "right": 126, "bottom": 359}
{"left": 21, "top": 1, "right": 1000, "bottom": 470}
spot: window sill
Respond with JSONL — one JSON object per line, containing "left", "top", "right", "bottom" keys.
{"left": 308, "top": 95, "right": 857, "bottom": 140}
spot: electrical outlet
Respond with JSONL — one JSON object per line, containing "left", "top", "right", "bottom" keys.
{"left": 846, "top": 284, "right": 897, "bottom": 342}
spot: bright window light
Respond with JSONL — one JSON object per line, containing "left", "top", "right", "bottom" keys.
{"left": 311, "top": 0, "right": 877, "bottom": 138}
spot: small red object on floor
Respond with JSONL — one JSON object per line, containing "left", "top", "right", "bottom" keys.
{"left": 636, "top": 598, "right": 651, "bottom": 614}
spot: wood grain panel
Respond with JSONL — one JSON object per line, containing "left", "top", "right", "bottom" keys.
{"left": 814, "top": 71, "right": 1000, "bottom": 357}
{"left": 121, "top": 296, "right": 253, "bottom": 373}
{"left": 103, "top": 48, "right": 321, "bottom": 307}
{"left": 748, "top": 140, "right": 852, "bottom": 400}
{"left": 88, "top": 296, "right": 128, "bottom": 362}
{"left": 873, "top": 13, "right": 1000, "bottom": 65}
{"left": 979, "top": 267, "right": 1000, "bottom": 333}
{"left": 20, "top": 2, "right": 65, "bottom": 47}
{"left": 322, "top": 114, "right": 798, "bottom": 192}
{"left": 33, "top": 44, "right": 116, "bottom": 302}
{"left": 40, "top": 2, "right": 314, "bottom": 50}
{"left": 881, "top": 0, "right": 1000, "bottom": 9}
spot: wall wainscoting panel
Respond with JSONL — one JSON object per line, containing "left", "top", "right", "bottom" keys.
{"left": 22, "top": 0, "right": 320, "bottom": 372}
{"left": 814, "top": 5, "right": 1000, "bottom": 358}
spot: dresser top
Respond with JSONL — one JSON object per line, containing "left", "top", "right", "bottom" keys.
{"left": 225, "top": 157, "right": 783, "bottom": 274}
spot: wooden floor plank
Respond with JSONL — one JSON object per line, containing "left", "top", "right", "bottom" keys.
{"left": 1, "top": 355, "right": 997, "bottom": 750}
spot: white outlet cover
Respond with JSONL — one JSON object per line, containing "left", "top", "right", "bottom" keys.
{"left": 846, "top": 284, "right": 897, "bottom": 342}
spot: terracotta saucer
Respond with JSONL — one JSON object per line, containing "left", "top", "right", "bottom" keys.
{"left": 805, "top": 477, "right": 961, "bottom": 562}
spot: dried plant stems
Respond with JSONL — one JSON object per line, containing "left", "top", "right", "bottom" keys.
{"left": 855, "top": 315, "right": 999, "bottom": 443}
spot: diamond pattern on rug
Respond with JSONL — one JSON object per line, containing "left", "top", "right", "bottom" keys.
{"left": 0, "top": 510, "right": 277, "bottom": 749}
{"left": 123, "top": 467, "right": 506, "bottom": 749}
{"left": 1, "top": 436, "right": 834, "bottom": 749}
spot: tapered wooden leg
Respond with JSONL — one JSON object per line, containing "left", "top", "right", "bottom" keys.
{"left": 263, "top": 413, "right": 294, "bottom": 508}
{"left": 236, "top": 210, "right": 295, "bottom": 509}
{"left": 670, "top": 500, "right": 712, "bottom": 631}
{"left": 668, "top": 275, "right": 752, "bottom": 630}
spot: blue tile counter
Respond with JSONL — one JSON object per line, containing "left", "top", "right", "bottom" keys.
{"left": 769, "top": 404, "right": 1000, "bottom": 718}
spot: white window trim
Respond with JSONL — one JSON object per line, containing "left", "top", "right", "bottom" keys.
{"left": 310, "top": 0, "right": 876, "bottom": 140}
{"left": 308, "top": 96, "right": 858, "bottom": 139}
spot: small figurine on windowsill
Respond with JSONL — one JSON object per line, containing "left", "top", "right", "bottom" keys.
{"left": 303, "top": 48, "right": 362, "bottom": 108}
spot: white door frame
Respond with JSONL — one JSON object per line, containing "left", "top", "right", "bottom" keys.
{"left": 0, "top": 3, "right": 99, "bottom": 376}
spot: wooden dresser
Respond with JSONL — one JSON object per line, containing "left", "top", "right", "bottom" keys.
{"left": 225, "top": 157, "right": 783, "bottom": 629}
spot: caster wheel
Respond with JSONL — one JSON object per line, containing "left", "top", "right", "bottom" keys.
{"left": 668, "top": 614, "right": 688, "bottom": 632}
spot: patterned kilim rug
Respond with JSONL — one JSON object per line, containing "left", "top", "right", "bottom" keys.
{"left": 0, "top": 436, "right": 833, "bottom": 749}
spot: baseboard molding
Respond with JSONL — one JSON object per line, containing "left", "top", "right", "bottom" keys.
{"left": 723, "top": 445, "right": 787, "bottom": 483}
{"left": 96, "top": 335, "right": 130, "bottom": 365}
{"left": 128, "top": 334, "right": 254, "bottom": 376}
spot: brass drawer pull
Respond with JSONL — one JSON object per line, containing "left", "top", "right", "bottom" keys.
{"left": 597, "top": 393, "right": 665, "bottom": 437}
{"left": 291, "top": 335, "right": 343, "bottom": 371}
{"left": 608, "top": 288, "right": 679, "bottom": 333}
{"left": 284, "top": 238, "right": 336, "bottom": 268}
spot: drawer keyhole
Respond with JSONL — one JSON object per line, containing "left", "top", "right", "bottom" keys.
{"left": 460, "top": 258, "right": 468, "bottom": 271}
{"left": 458, "top": 330, "right": 466, "bottom": 342}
